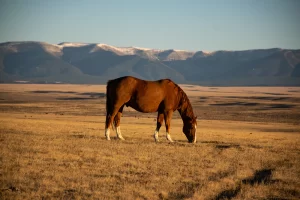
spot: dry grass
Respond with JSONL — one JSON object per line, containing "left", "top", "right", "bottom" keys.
{"left": 0, "top": 84, "right": 300, "bottom": 200}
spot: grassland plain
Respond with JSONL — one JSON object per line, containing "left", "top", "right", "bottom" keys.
{"left": 0, "top": 84, "right": 299, "bottom": 200}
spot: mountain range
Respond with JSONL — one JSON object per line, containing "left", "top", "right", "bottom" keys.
{"left": 0, "top": 41, "right": 299, "bottom": 86}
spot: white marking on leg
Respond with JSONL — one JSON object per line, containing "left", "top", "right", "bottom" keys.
{"left": 166, "top": 132, "right": 174, "bottom": 142}
{"left": 154, "top": 130, "right": 159, "bottom": 142}
{"left": 116, "top": 126, "right": 125, "bottom": 140}
{"left": 105, "top": 128, "right": 111, "bottom": 140}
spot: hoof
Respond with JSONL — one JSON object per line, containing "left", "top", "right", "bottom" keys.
{"left": 166, "top": 135, "right": 174, "bottom": 143}
{"left": 153, "top": 134, "right": 160, "bottom": 142}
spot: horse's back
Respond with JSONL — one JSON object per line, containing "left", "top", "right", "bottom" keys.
{"left": 107, "top": 76, "right": 172, "bottom": 92}
{"left": 107, "top": 76, "right": 137, "bottom": 88}
{"left": 110, "top": 76, "right": 176, "bottom": 92}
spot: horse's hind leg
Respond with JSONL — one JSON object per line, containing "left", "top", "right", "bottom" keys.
{"left": 105, "top": 104, "right": 122, "bottom": 140}
{"left": 114, "top": 105, "right": 125, "bottom": 140}
{"left": 154, "top": 112, "right": 164, "bottom": 142}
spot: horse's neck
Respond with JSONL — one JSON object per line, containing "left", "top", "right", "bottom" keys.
{"left": 178, "top": 98, "right": 194, "bottom": 121}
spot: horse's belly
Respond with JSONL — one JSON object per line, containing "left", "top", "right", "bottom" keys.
{"left": 134, "top": 107, "right": 158, "bottom": 113}
{"left": 126, "top": 96, "right": 161, "bottom": 113}
{"left": 126, "top": 102, "right": 159, "bottom": 113}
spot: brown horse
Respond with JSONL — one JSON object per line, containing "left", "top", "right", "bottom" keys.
{"left": 105, "top": 76, "right": 197, "bottom": 143}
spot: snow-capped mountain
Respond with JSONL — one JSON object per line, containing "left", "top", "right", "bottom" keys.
{"left": 0, "top": 41, "right": 299, "bottom": 85}
{"left": 57, "top": 42, "right": 196, "bottom": 61}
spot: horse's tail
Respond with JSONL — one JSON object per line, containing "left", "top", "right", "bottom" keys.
{"left": 106, "top": 80, "right": 115, "bottom": 130}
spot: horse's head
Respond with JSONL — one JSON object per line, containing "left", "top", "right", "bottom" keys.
{"left": 183, "top": 117, "right": 197, "bottom": 143}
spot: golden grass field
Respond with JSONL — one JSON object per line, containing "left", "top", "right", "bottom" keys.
{"left": 0, "top": 84, "right": 299, "bottom": 200}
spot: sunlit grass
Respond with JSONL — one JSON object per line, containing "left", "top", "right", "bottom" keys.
{"left": 0, "top": 84, "right": 299, "bottom": 199}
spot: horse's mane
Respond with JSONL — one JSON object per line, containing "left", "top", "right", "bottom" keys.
{"left": 172, "top": 82, "right": 195, "bottom": 121}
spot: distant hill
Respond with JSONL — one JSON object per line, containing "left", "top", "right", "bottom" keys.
{"left": 0, "top": 41, "right": 299, "bottom": 86}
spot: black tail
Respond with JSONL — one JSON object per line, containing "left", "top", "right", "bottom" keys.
{"left": 106, "top": 80, "right": 116, "bottom": 130}
{"left": 106, "top": 80, "right": 112, "bottom": 116}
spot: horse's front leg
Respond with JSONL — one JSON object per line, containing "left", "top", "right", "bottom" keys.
{"left": 154, "top": 112, "right": 164, "bottom": 142}
{"left": 164, "top": 111, "right": 174, "bottom": 142}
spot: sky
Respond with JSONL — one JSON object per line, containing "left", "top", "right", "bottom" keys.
{"left": 0, "top": 0, "right": 299, "bottom": 51}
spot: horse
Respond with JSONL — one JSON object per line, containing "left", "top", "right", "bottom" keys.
{"left": 105, "top": 76, "right": 197, "bottom": 143}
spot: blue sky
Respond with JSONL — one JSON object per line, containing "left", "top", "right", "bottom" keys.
{"left": 0, "top": 0, "right": 299, "bottom": 51}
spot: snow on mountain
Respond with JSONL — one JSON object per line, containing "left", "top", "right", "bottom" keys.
{"left": 91, "top": 44, "right": 138, "bottom": 55}
{"left": 40, "top": 42, "right": 62, "bottom": 57}
{"left": 56, "top": 42, "right": 196, "bottom": 61}
{"left": 58, "top": 42, "right": 90, "bottom": 48}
